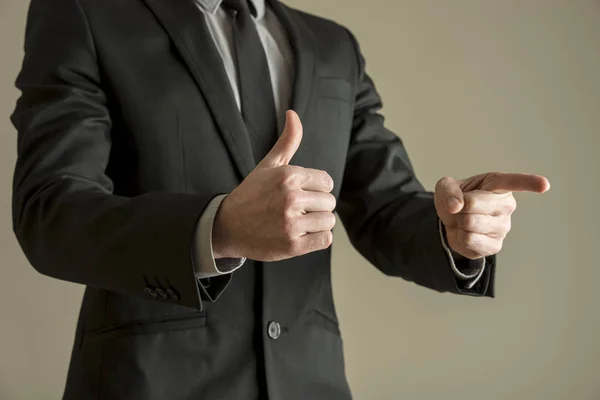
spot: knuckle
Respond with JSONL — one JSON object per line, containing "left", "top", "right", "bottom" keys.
{"left": 323, "top": 231, "right": 334, "bottom": 248}
{"left": 502, "top": 204, "right": 514, "bottom": 216}
{"left": 310, "top": 235, "right": 321, "bottom": 248}
{"left": 279, "top": 166, "right": 299, "bottom": 187}
{"left": 324, "top": 173, "right": 334, "bottom": 192}
{"left": 493, "top": 240, "right": 503, "bottom": 254}
{"left": 280, "top": 211, "right": 296, "bottom": 235}
{"left": 460, "top": 214, "right": 477, "bottom": 230}
{"left": 462, "top": 232, "right": 478, "bottom": 250}
{"left": 324, "top": 212, "right": 337, "bottom": 230}
{"left": 325, "top": 193, "right": 337, "bottom": 211}
{"left": 282, "top": 191, "right": 300, "bottom": 210}
{"left": 316, "top": 231, "right": 333, "bottom": 249}
{"left": 507, "top": 197, "right": 517, "bottom": 213}
{"left": 469, "top": 214, "right": 482, "bottom": 230}
{"left": 307, "top": 232, "right": 331, "bottom": 251}
{"left": 463, "top": 196, "right": 477, "bottom": 212}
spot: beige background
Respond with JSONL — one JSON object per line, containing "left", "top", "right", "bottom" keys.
{"left": 1, "top": 0, "right": 599, "bottom": 399}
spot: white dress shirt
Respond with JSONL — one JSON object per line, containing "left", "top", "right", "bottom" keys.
{"left": 191, "top": 0, "right": 485, "bottom": 289}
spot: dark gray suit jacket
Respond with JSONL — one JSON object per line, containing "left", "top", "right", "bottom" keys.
{"left": 11, "top": 0, "right": 495, "bottom": 398}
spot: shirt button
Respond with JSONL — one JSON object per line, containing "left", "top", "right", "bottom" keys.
{"left": 267, "top": 321, "right": 281, "bottom": 340}
{"left": 144, "top": 287, "right": 157, "bottom": 299}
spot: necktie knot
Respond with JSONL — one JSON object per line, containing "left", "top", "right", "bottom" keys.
{"left": 222, "top": 0, "right": 255, "bottom": 16}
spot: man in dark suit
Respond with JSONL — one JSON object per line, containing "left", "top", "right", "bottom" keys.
{"left": 10, "top": 0, "right": 549, "bottom": 398}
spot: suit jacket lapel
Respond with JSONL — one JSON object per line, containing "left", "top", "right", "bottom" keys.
{"left": 268, "top": 0, "right": 315, "bottom": 127}
{"left": 143, "top": 0, "right": 256, "bottom": 178}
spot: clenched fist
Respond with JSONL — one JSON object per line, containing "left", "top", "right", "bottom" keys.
{"left": 212, "top": 110, "right": 337, "bottom": 261}
{"left": 435, "top": 172, "right": 550, "bottom": 260}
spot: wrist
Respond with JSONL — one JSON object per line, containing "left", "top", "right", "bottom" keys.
{"left": 212, "top": 196, "right": 239, "bottom": 259}
{"left": 449, "top": 246, "right": 466, "bottom": 261}
{"left": 440, "top": 220, "right": 468, "bottom": 261}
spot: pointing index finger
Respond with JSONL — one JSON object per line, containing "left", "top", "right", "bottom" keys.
{"left": 481, "top": 173, "right": 550, "bottom": 194}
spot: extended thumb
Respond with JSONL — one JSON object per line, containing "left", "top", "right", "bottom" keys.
{"left": 257, "top": 110, "right": 303, "bottom": 168}
{"left": 435, "top": 176, "right": 465, "bottom": 215}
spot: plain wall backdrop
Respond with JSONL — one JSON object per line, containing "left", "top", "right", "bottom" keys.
{"left": 1, "top": 0, "right": 599, "bottom": 399}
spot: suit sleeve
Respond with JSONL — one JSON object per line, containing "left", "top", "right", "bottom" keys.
{"left": 11, "top": 0, "right": 218, "bottom": 310}
{"left": 194, "top": 194, "right": 247, "bottom": 280}
{"left": 337, "top": 29, "right": 495, "bottom": 297}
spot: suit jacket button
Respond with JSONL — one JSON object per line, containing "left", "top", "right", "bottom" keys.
{"left": 166, "top": 288, "right": 179, "bottom": 301}
{"left": 155, "top": 288, "right": 167, "bottom": 300}
{"left": 267, "top": 321, "right": 281, "bottom": 340}
{"left": 144, "top": 287, "right": 157, "bottom": 299}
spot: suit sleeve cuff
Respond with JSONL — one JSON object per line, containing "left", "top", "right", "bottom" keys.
{"left": 438, "top": 219, "right": 486, "bottom": 290}
{"left": 193, "top": 194, "right": 246, "bottom": 279}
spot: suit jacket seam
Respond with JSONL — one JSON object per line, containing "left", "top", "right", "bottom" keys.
{"left": 74, "top": 0, "right": 99, "bottom": 65}
{"left": 53, "top": 173, "right": 113, "bottom": 194}
{"left": 341, "top": 27, "right": 361, "bottom": 96}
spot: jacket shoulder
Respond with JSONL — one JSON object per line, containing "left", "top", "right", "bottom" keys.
{"left": 287, "top": 5, "right": 354, "bottom": 43}
{"left": 281, "top": 4, "right": 360, "bottom": 81}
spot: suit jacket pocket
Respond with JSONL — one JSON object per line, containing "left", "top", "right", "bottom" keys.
{"left": 315, "top": 77, "right": 352, "bottom": 102}
{"left": 82, "top": 313, "right": 207, "bottom": 346}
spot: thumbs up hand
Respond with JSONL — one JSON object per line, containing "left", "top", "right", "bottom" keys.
{"left": 212, "top": 110, "right": 337, "bottom": 261}
{"left": 434, "top": 172, "right": 550, "bottom": 260}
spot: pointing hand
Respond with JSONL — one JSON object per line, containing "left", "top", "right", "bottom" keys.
{"left": 434, "top": 172, "right": 550, "bottom": 259}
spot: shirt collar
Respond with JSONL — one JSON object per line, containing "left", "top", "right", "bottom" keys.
{"left": 196, "top": 0, "right": 266, "bottom": 20}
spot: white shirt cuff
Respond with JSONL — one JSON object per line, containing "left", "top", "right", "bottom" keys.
{"left": 193, "top": 194, "right": 246, "bottom": 278}
{"left": 438, "top": 219, "right": 486, "bottom": 290}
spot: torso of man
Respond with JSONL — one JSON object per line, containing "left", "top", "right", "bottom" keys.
{"left": 11, "top": 0, "right": 493, "bottom": 398}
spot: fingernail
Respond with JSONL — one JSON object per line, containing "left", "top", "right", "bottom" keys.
{"left": 446, "top": 197, "right": 461, "bottom": 211}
